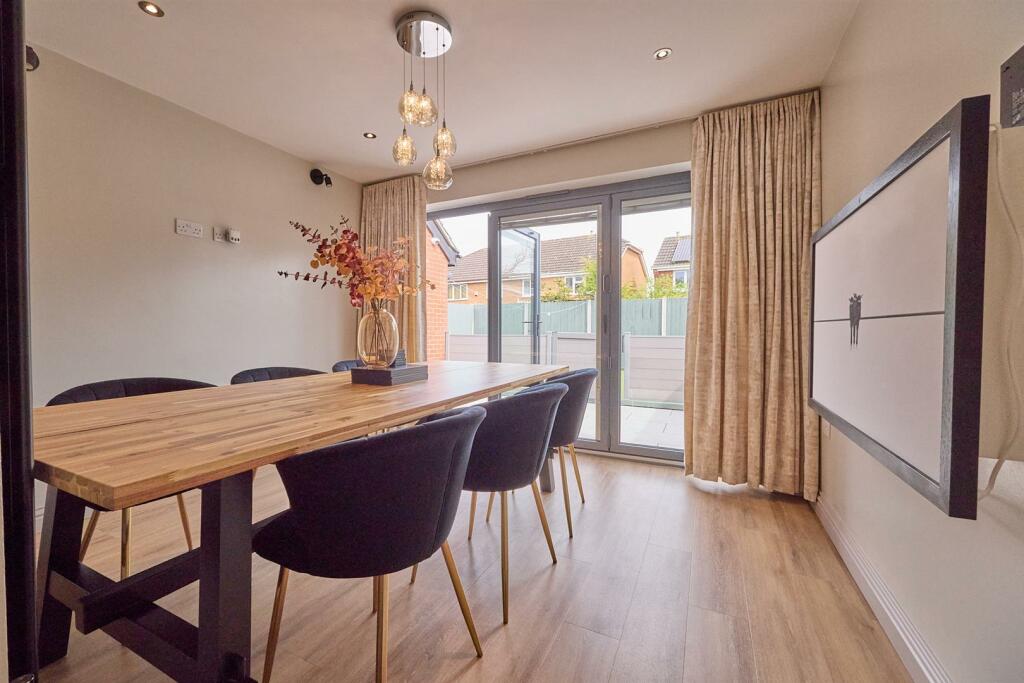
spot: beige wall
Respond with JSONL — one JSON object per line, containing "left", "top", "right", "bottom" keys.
{"left": 27, "top": 48, "right": 360, "bottom": 404}
{"left": 427, "top": 121, "right": 692, "bottom": 211}
{"left": 26, "top": 48, "right": 362, "bottom": 518}
{"left": 820, "top": 2, "right": 1024, "bottom": 681}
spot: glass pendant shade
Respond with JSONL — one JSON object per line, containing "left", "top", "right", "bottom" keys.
{"left": 398, "top": 85, "right": 419, "bottom": 125}
{"left": 392, "top": 128, "right": 417, "bottom": 166}
{"left": 414, "top": 89, "right": 438, "bottom": 126}
{"left": 422, "top": 155, "right": 453, "bottom": 191}
{"left": 433, "top": 121, "right": 457, "bottom": 158}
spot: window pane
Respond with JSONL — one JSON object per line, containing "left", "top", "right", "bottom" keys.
{"left": 618, "top": 199, "right": 689, "bottom": 451}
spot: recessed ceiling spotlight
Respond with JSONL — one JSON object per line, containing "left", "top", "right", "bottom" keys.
{"left": 653, "top": 47, "right": 673, "bottom": 61}
{"left": 138, "top": 2, "right": 164, "bottom": 17}
{"left": 363, "top": 132, "right": 378, "bottom": 139}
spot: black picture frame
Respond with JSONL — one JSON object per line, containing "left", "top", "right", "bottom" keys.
{"left": 809, "top": 96, "right": 990, "bottom": 519}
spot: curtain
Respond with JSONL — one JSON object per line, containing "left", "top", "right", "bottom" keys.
{"left": 360, "top": 175, "right": 427, "bottom": 363}
{"left": 683, "top": 91, "right": 821, "bottom": 501}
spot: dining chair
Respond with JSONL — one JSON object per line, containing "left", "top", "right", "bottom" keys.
{"left": 415, "top": 383, "right": 567, "bottom": 624}
{"left": 331, "top": 358, "right": 365, "bottom": 372}
{"left": 255, "top": 405, "right": 486, "bottom": 683}
{"left": 542, "top": 368, "right": 598, "bottom": 537}
{"left": 229, "top": 366, "right": 325, "bottom": 384}
{"left": 47, "top": 377, "right": 215, "bottom": 579}
{"left": 479, "top": 368, "right": 597, "bottom": 538}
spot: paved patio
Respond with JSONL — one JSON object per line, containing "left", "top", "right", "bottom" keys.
{"left": 579, "top": 403, "right": 684, "bottom": 451}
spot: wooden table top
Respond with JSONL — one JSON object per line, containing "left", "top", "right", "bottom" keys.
{"left": 33, "top": 361, "right": 568, "bottom": 510}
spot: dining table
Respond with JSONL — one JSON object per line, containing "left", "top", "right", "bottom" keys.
{"left": 32, "top": 360, "right": 568, "bottom": 682}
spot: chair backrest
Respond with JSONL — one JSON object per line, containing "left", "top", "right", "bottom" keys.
{"left": 47, "top": 377, "right": 215, "bottom": 405}
{"left": 272, "top": 405, "right": 485, "bottom": 577}
{"left": 545, "top": 368, "right": 599, "bottom": 447}
{"left": 331, "top": 358, "right": 365, "bottom": 373}
{"left": 229, "top": 366, "right": 324, "bottom": 384}
{"left": 460, "top": 383, "right": 567, "bottom": 492}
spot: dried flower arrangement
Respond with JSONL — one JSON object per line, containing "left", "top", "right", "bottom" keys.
{"left": 278, "top": 215, "right": 432, "bottom": 368}
{"left": 277, "top": 215, "right": 425, "bottom": 308}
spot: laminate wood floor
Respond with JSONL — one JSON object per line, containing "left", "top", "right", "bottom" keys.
{"left": 38, "top": 454, "right": 909, "bottom": 682}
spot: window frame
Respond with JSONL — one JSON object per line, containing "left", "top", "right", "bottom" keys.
{"left": 448, "top": 282, "right": 468, "bottom": 301}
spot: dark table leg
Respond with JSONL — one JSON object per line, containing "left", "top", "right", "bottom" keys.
{"left": 539, "top": 449, "right": 555, "bottom": 492}
{"left": 197, "top": 471, "right": 254, "bottom": 682}
{"left": 36, "top": 486, "right": 85, "bottom": 667}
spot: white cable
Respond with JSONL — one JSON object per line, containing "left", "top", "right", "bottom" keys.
{"left": 980, "top": 124, "right": 1024, "bottom": 499}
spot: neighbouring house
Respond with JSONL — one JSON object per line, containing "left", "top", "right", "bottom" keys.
{"left": 652, "top": 234, "right": 692, "bottom": 287}
{"left": 445, "top": 234, "right": 649, "bottom": 305}
{"left": 424, "top": 220, "right": 459, "bottom": 360}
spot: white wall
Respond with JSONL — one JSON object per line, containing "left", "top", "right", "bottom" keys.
{"left": 27, "top": 48, "right": 360, "bottom": 403}
{"left": 820, "top": 2, "right": 1024, "bottom": 681}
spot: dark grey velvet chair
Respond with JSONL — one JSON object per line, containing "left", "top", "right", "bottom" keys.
{"left": 331, "top": 358, "right": 365, "bottom": 372}
{"left": 545, "top": 368, "right": 598, "bottom": 537}
{"left": 47, "top": 377, "right": 215, "bottom": 579}
{"left": 480, "top": 368, "right": 597, "bottom": 538}
{"left": 229, "top": 366, "right": 324, "bottom": 384}
{"left": 415, "top": 383, "right": 567, "bottom": 625}
{"left": 254, "top": 405, "right": 486, "bottom": 683}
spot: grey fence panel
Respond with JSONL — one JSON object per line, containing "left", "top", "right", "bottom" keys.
{"left": 540, "top": 300, "right": 591, "bottom": 334}
{"left": 447, "top": 304, "right": 477, "bottom": 335}
{"left": 666, "top": 297, "right": 688, "bottom": 337}
{"left": 621, "top": 299, "right": 662, "bottom": 335}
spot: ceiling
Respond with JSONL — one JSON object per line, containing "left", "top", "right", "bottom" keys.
{"left": 26, "top": 0, "right": 859, "bottom": 183}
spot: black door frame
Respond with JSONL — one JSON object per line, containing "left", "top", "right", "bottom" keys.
{"left": 1, "top": 0, "right": 39, "bottom": 679}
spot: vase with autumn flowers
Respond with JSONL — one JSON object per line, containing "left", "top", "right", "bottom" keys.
{"left": 278, "top": 216, "right": 426, "bottom": 368}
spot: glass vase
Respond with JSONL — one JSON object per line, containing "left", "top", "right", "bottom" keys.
{"left": 357, "top": 302, "right": 399, "bottom": 369}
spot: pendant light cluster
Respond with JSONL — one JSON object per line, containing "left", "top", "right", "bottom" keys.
{"left": 392, "top": 12, "right": 456, "bottom": 191}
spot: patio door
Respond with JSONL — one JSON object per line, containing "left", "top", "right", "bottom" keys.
{"left": 488, "top": 202, "right": 608, "bottom": 450}
{"left": 495, "top": 227, "right": 541, "bottom": 363}
{"left": 609, "top": 191, "right": 689, "bottom": 461}
{"left": 432, "top": 172, "right": 690, "bottom": 461}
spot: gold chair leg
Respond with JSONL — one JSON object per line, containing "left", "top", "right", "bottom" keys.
{"left": 531, "top": 481, "right": 557, "bottom": 564}
{"left": 410, "top": 563, "right": 418, "bottom": 584}
{"left": 485, "top": 492, "right": 495, "bottom": 523}
{"left": 262, "top": 566, "right": 290, "bottom": 683}
{"left": 120, "top": 508, "right": 132, "bottom": 580}
{"left": 468, "top": 491, "right": 478, "bottom": 540}
{"left": 500, "top": 491, "right": 509, "bottom": 624}
{"left": 376, "top": 574, "right": 390, "bottom": 683}
{"left": 440, "top": 541, "right": 483, "bottom": 657}
{"left": 80, "top": 509, "right": 100, "bottom": 561}
{"left": 176, "top": 493, "right": 194, "bottom": 551}
{"left": 372, "top": 575, "right": 380, "bottom": 613}
{"left": 557, "top": 447, "right": 574, "bottom": 538}
{"left": 568, "top": 443, "right": 585, "bottom": 503}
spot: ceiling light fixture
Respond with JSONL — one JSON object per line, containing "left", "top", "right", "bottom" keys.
{"left": 138, "top": 2, "right": 165, "bottom": 17}
{"left": 653, "top": 47, "right": 673, "bottom": 61}
{"left": 392, "top": 11, "right": 455, "bottom": 190}
{"left": 363, "top": 132, "right": 377, "bottom": 139}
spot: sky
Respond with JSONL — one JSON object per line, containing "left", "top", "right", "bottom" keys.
{"left": 438, "top": 207, "right": 692, "bottom": 276}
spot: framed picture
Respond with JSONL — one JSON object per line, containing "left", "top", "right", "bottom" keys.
{"left": 810, "top": 96, "right": 990, "bottom": 519}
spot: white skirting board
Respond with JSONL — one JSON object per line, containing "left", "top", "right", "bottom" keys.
{"left": 813, "top": 495, "right": 950, "bottom": 683}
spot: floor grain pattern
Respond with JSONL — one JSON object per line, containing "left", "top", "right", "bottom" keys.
{"left": 38, "top": 454, "right": 909, "bottom": 682}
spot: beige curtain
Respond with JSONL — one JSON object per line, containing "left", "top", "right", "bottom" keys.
{"left": 683, "top": 91, "right": 821, "bottom": 501}
{"left": 360, "top": 175, "right": 427, "bottom": 363}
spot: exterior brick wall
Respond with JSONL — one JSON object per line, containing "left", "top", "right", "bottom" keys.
{"left": 424, "top": 229, "right": 449, "bottom": 360}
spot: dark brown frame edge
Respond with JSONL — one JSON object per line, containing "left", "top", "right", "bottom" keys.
{"left": 1, "top": 0, "right": 39, "bottom": 678}
{"left": 809, "top": 96, "right": 989, "bottom": 519}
